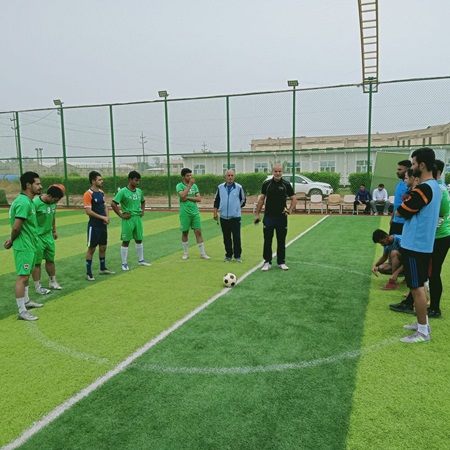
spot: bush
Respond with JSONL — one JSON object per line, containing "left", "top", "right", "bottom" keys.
{"left": 302, "top": 172, "right": 341, "bottom": 193}
{"left": 0, "top": 189, "right": 8, "bottom": 205}
{"left": 348, "top": 172, "right": 372, "bottom": 194}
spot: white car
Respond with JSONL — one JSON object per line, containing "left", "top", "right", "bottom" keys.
{"left": 265, "top": 174, "right": 333, "bottom": 196}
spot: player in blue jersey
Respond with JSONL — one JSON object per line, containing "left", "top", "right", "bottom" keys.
{"left": 389, "top": 160, "right": 412, "bottom": 235}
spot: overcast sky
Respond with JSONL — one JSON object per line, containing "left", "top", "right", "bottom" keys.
{"left": 1, "top": 0, "right": 449, "bottom": 112}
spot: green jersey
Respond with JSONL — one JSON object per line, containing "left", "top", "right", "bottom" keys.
{"left": 176, "top": 182, "right": 199, "bottom": 216}
{"left": 9, "top": 193, "right": 38, "bottom": 251}
{"left": 436, "top": 180, "right": 450, "bottom": 239}
{"left": 113, "top": 187, "right": 145, "bottom": 216}
{"left": 33, "top": 196, "right": 56, "bottom": 236}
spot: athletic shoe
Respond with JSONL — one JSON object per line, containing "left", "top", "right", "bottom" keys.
{"left": 235, "top": 258, "right": 243, "bottom": 263}
{"left": 25, "top": 300, "right": 44, "bottom": 309}
{"left": 99, "top": 269, "right": 116, "bottom": 275}
{"left": 138, "top": 260, "right": 152, "bottom": 266}
{"left": 86, "top": 274, "right": 95, "bottom": 281}
{"left": 389, "top": 301, "right": 415, "bottom": 314}
{"left": 400, "top": 331, "right": 430, "bottom": 343}
{"left": 277, "top": 264, "right": 289, "bottom": 270}
{"left": 383, "top": 212, "right": 389, "bottom": 216}
{"left": 121, "top": 264, "right": 130, "bottom": 271}
{"left": 201, "top": 254, "right": 211, "bottom": 260}
{"left": 18, "top": 310, "right": 38, "bottom": 321}
{"left": 261, "top": 262, "right": 271, "bottom": 272}
{"left": 381, "top": 282, "right": 399, "bottom": 290}
{"left": 403, "top": 323, "right": 431, "bottom": 333}
{"left": 427, "top": 308, "right": 442, "bottom": 319}
{"left": 373, "top": 212, "right": 378, "bottom": 216}
{"left": 224, "top": 257, "right": 232, "bottom": 263}
{"left": 182, "top": 254, "right": 189, "bottom": 260}
{"left": 35, "top": 285, "right": 51, "bottom": 295}
{"left": 49, "top": 281, "right": 62, "bottom": 290}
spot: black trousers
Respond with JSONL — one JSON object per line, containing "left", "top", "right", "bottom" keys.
{"left": 263, "top": 215, "right": 287, "bottom": 265}
{"left": 220, "top": 217, "right": 242, "bottom": 259}
{"left": 429, "top": 235, "right": 450, "bottom": 311}
{"left": 353, "top": 200, "right": 370, "bottom": 213}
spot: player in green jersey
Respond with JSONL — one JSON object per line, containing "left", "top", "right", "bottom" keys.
{"left": 4, "top": 172, "right": 43, "bottom": 321}
{"left": 176, "top": 168, "right": 210, "bottom": 260}
{"left": 111, "top": 171, "right": 151, "bottom": 270}
{"left": 31, "top": 185, "right": 65, "bottom": 294}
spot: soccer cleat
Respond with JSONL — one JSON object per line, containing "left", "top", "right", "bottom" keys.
{"left": 35, "top": 285, "right": 51, "bottom": 295}
{"left": 86, "top": 274, "right": 95, "bottom": 281}
{"left": 403, "top": 323, "right": 431, "bottom": 333}
{"left": 200, "top": 254, "right": 211, "bottom": 260}
{"left": 25, "top": 300, "right": 44, "bottom": 309}
{"left": 277, "top": 264, "right": 289, "bottom": 270}
{"left": 18, "top": 310, "right": 38, "bottom": 321}
{"left": 261, "top": 262, "right": 271, "bottom": 272}
{"left": 224, "top": 257, "right": 232, "bottom": 263}
{"left": 99, "top": 269, "right": 116, "bottom": 274}
{"left": 381, "top": 282, "right": 399, "bottom": 290}
{"left": 400, "top": 331, "right": 430, "bottom": 343}
{"left": 138, "top": 260, "right": 152, "bottom": 266}
{"left": 182, "top": 254, "right": 189, "bottom": 260}
{"left": 389, "top": 301, "right": 415, "bottom": 314}
{"left": 235, "top": 258, "right": 243, "bottom": 263}
{"left": 49, "top": 281, "right": 62, "bottom": 290}
{"left": 121, "top": 264, "right": 130, "bottom": 271}
{"left": 427, "top": 308, "right": 442, "bottom": 318}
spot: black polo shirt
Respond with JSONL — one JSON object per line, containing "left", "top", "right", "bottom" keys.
{"left": 261, "top": 178, "right": 294, "bottom": 217}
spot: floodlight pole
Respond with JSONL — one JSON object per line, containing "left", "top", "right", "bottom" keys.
{"left": 109, "top": 105, "right": 117, "bottom": 192}
{"left": 13, "top": 112, "right": 23, "bottom": 175}
{"left": 226, "top": 96, "right": 230, "bottom": 169}
{"left": 54, "top": 99, "right": 69, "bottom": 207}
{"left": 367, "top": 78, "right": 374, "bottom": 181}
{"left": 159, "top": 91, "right": 171, "bottom": 209}
{"left": 288, "top": 80, "right": 299, "bottom": 190}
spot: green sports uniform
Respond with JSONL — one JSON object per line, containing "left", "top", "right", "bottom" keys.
{"left": 113, "top": 187, "right": 145, "bottom": 241}
{"left": 33, "top": 196, "right": 57, "bottom": 264}
{"left": 9, "top": 193, "right": 38, "bottom": 275}
{"left": 176, "top": 182, "right": 202, "bottom": 231}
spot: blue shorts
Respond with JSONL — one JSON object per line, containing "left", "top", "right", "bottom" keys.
{"left": 87, "top": 224, "right": 108, "bottom": 248}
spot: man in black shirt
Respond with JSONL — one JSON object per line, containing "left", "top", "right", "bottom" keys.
{"left": 254, "top": 165, "right": 297, "bottom": 271}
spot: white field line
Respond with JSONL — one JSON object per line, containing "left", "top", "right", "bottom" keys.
{"left": 3, "top": 216, "right": 328, "bottom": 450}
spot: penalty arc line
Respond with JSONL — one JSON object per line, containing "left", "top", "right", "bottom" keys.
{"left": 4, "top": 216, "right": 327, "bottom": 450}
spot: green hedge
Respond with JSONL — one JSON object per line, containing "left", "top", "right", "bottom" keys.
{"left": 348, "top": 172, "right": 372, "bottom": 194}
{"left": 301, "top": 172, "right": 341, "bottom": 193}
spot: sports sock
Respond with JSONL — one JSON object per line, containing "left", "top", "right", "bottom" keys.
{"left": 16, "top": 297, "right": 26, "bottom": 313}
{"left": 182, "top": 241, "right": 189, "bottom": 254}
{"left": 34, "top": 281, "right": 40, "bottom": 289}
{"left": 25, "top": 286, "right": 29, "bottom": 300}
{"left": 121, "top": 246, "right": 129, "bottom": 265}
{"left": 86, "top": 259, "right": 93, "bottom": 275}
{"left": 418, "top": 323, "right": 429, "bottom": 336}
{"left": 99, "top": 257, "right": 106, "bottom": 271}
{"left": 50, "top": 276, "right": 56, "bottom": 283}
{"left": 136, "top": 243, "right": 144, "bottom": 261}
{"left": 198, "top": 242, "right": 206, "bottom": 255}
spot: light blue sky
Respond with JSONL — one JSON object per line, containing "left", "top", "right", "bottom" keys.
{"left": 1, "top": 0, "right": 449, "bottom": 112}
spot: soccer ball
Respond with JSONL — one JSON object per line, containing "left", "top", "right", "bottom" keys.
{"left": 223, "top": 272, "right": 237, "bottom": 287}
{"left": 50, "top": 183, "right": 66, "bottom": 196}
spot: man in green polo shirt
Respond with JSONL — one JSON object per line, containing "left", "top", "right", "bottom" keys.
{"left": 4, "top": 172, "right": 44, "bottom": 321}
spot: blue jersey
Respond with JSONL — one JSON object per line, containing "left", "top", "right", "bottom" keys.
{"left": 392, "top": 180, "right": 408, "bottom": 224}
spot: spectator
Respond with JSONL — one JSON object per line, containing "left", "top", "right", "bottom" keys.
{"left": 353, "top": 184, "right": 371, "bottom": 214}
{"left": 370, "top": 184, "right": 390, "bottom": 215}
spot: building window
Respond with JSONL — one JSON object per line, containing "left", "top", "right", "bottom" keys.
{"left": 428, "top": 137, "right": 432, "bottom": 145}
{"left": 423, "top": 138, "right": 426, "bottom": 146}
{"left": 254, "top": 163, "right": 268, "bottom": 173}
{"left": 285, "top": 162, "right": 301, "bottom": 173}
{"left": 222, "top": 164, "right": 236, "bottom": 174}
{"left": 320, "top": 161, "right": 335, "bottom": 172}
{"left": 193, "top": 164, "right": 205, "bottom": 175}
{"left": 402, "top": 140, "right": 405, "bottom": 146}
{"left": 356, "top": 160, "right": 372, "bottom": 173}
{"left": 407, "top": 139, "right": 411, "bottom": 146}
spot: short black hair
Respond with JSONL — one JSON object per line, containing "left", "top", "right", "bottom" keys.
{"left": 128, "top": 170, "right": 141, "bottom": 180}
{"left": 398, "top": 160, "right": 412, "bottom": 168}
{"left": 378, "top": 183, "right": 384, "bottom": 188}
{"left": 406, "top": 168, "right": 414, "bottom": 178}
{"left": 411, "top": 147, "right": 435, "bottom": 171}
{"left": 20, "top": 172, "right": 39, "bottom": 191}
{"left": 47, "top": 185, "right": 64, "bottom": 199}
{"left": 181, "top": 168, "right": 192, "bottom": 176}
{"left": 435, "top": 159, "right": 445, "bottom": 174}
{"left": 372, "top": 229, "right": 388, "bottom": 244}
{"left": 89, "top": 171, "right": 101, "bottom": 184}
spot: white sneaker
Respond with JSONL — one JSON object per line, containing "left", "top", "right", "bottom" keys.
{"left": 277, "top": 264, "right": 289, "bottom": 271}
{"left": 138, "top": 260, "right": 152, "bottom": 266}
{"left": 121, "top": 264, "right": 130, "bottom": 271}
{"left": 261, "top": 262, "right": 271, "bottom": 272}
{"left": 18, "top": 310, "right": 38, "bottom": 321}
{"left": 49, "top": 280, "right": 62, "bottom": 290}
{"left": 36, "top": 285, "right": 51, "bottom": 295}
{"left": 86, "top": 274, "right": 95, "bottom": 281}
{"left": 182, "top": 254, "right": 189, "bottom": 260}
{"left": 373, "top": 212, "right": 378, "bottom": 216}
{"left": 200, "top": 254, "right": 211, "bottom": 260}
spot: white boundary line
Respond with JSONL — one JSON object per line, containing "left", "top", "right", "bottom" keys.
{"left": 3, "top": 216, "right": 328, "bottom": 450}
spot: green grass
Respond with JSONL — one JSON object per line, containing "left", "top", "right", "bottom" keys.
{"left": 1, "top": 212, "right": 449, "bottom": 449}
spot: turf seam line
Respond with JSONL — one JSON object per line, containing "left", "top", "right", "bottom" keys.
{"left": 3, "top": 217, "right": 327, "bottom": 450}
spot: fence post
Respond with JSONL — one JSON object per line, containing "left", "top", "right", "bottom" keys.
{"left": 15, "top": 112, "right": 23, "bottom": 175}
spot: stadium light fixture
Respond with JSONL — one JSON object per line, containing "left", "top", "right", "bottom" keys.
{"left": 158, "top": 91, "right": 168, "bottom": 98}
{"left": 287, "top": 80, "right": 299, "bottom": 87}
{"left": 53, "top": 99, "right": 63, "bottom": 106}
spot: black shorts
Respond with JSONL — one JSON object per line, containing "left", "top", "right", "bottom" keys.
{"left": 402, "top": 248, "right": 431, "bottom": 289}
{"left": 87, "top": 224, "right": 108, "bottom": 248}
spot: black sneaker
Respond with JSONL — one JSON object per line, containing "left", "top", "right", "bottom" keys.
{"left": 427, "top": 308, "right": 442, "bottom": 319}
{"left": 389, "top": 301, "right": 415, "bottom": 314}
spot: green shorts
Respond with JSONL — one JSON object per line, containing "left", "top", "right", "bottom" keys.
{"left": 35, "top": 234, "right": 56, "bottom": 265}
{"left": 14, "top": 250, "right": 36, "bottom": 276}
{"left": 121, "top": 216, "right": 144, "bottom": 242}
{"left": 179, "top": 212, "right": 202, "bottom": 232}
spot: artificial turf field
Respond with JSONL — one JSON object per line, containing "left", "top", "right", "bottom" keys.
{"left": 1, "top": 209, "right": 449, "bottom": 449}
